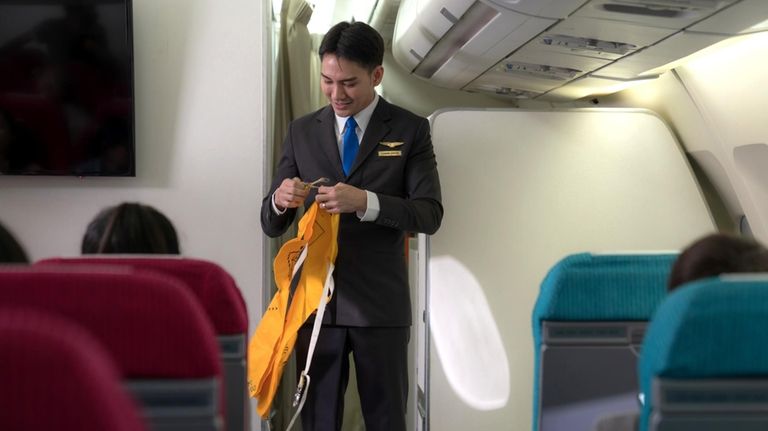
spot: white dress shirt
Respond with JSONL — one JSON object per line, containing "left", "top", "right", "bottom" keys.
{"left": 272, "top": 95, "right": 381, "bottom": 221}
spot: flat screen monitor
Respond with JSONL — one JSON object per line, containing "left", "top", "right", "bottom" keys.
{"left": 0, "top": 0, "right": 134, "bottom": 176}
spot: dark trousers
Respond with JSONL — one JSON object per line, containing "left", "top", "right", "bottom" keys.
{"left": 294, "top": 325, "right": 410, "bottom": 431}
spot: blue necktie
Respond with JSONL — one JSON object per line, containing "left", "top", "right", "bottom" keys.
{"left": 342, "top": 116, "right": 359, "bottom": 176}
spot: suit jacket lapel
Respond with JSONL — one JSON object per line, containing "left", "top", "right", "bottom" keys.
{"left": 315, "top": 106, "right": 345, "bottom": 179}
{"left": 348, "top": 99, "right": 391, "bottom": 178}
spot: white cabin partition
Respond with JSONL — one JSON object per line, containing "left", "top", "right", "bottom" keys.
{"left": 418, "top": 108, "right": 715, "bottom": 431}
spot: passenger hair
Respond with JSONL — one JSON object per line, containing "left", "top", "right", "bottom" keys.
{"left": 668, "top": 233, "right": 768, "bottom": 290}
{"left": 318, "top": 21, "right": 384, "bottom": 71}
{"left": 0, "top": 221, "right": 29, "bottom": 263}
{"left": 81, "top": 202, "right": 180, "bottom": 254}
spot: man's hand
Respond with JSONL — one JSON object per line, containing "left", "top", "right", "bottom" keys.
{"left": 274, "top": 177, "right": 309, "bottom": 210}
{"left": 315, "top": 183, "right": 367, "bottom": 214}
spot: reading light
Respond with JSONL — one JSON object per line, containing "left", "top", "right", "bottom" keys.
{"left": 499, "top": 61, "right": 582, "bottom": 81}
{"left": 495, "top": 87, "right": 540, "bottom": 98}
{"left": 471, "top": 84, "right": 540, "bottom": 99}
{"left": 541, "top": 34, "right": 637, "bottom": 56}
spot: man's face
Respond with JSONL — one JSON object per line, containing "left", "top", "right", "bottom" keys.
{"left": 321, "top": 54, "right": 383, "bottom": 117}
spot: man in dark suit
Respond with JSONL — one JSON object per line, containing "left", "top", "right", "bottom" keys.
{"left": 261, "top": 21, "right": 443, "bottom": 431}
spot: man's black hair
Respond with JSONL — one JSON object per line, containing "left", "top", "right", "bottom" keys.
{"left": 318, "top": 21, "right": 384, "bottom": 71}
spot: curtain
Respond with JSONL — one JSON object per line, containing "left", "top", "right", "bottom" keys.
{"left": 269, "top": 1, "right": 314, "bottom": 430}
{"left": 309, "top": 33, "right": 326, "bottom": 113}
{"left": 272, "top": 0, "right": 314, "bottom": 170}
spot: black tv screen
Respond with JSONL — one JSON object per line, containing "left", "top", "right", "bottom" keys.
{"left": 0, "top": 0, "right": 134, "bottom": 176}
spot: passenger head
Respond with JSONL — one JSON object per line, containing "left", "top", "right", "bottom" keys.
{"left": 81, "top": 202, "right": 180, "bottom": 254}
{"left": 318, "top": 21, "right": 384, "bottom": 117}
{"left": 668, "top": 233, "right": 768, "bottom": 290}
{"left": 0, "top": 221, "right": 29, "bottom": 263}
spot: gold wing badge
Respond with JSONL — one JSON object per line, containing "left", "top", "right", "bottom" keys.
{"left": 378, "top": 141, "right": 404, "bottom": 157}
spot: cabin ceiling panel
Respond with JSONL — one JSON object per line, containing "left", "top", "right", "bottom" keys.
{"left": 572, "top": 0, "right": 738, "bottom": 29}
{"left": 541, "top": 16, "right": 679, "bottom": 59}
{"left": 425, "top": 10, "right": 556, "bottom": 88}
{"left": 484, "top": 0, "right": 589, "bottom": 19}
{"left": 389, "top": 0, "right": 768, "bottom": 100}
{"left": 688, "top": 0, "right": 768, "bottom": 34}
{"left": 594, "top": 31, "right": 729, "bottom": 79}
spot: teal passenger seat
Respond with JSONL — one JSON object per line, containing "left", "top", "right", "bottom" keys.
{"left": 532, "top": 253, "right": 676, "bottom": 431}
{"left": 639, "top": 275, "right": 768, "bottom": 431}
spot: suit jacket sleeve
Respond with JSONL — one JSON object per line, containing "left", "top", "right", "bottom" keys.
{"left": 374, "top": 116, "right": 443, "bottom": 235}
{"left": 260, "top": 123, "right": 299, "bottom": 238}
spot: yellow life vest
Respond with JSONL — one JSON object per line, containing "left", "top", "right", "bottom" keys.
{"left": 247, "top": 202, "right": 339, "bottom": 418}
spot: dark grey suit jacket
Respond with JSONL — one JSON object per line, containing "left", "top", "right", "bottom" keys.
{"left": 261, "top": 98, "right": 443, "bottom": 327}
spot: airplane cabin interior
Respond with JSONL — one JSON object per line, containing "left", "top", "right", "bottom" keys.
{"left": 1, "top": 0, "right": 768, "bottom": 430}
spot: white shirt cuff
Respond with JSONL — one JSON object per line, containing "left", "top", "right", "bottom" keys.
{"left": 271, "top": 191, "right": 287, "bottom": 215}
{"left": 358, "top": 191, "right": 379, "bottom": 222}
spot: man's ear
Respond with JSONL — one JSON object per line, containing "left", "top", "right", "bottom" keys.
{"left": 372, "top": 65, "right": 384, "bottom": 86}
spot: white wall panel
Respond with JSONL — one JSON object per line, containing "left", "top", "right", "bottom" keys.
{"left": 605, "top": 31, "right": 768, "bottom": 241}
{"left": 425, "top": 108, "right": 714, "bottom": 431}
{"left": 673, "top": 32, "right": 768, "bottom": 242}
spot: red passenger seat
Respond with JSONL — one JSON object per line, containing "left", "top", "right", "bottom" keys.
{"left": 0, "top": 266, "right": 223, "bottom": 431}
{"left": 37, "top": 256, "right": 248, "bottom": 431}
{"left": 0, "top": 309, "right": 148, "bottom": 431}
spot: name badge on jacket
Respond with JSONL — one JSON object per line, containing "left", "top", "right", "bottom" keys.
{"left": 379, "top": 141, "right": 403, "bottom": 157}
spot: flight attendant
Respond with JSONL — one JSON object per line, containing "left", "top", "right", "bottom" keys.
{"left": 261, "top": 21, "right": 443, "bottom": 431}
